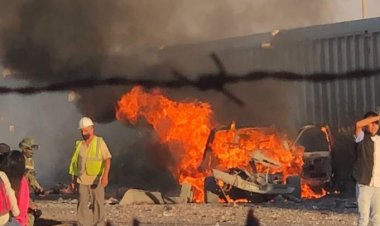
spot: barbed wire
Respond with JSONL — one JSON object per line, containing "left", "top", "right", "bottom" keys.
{"left": 1, "top": 53, "right": 380, "bottom": 106}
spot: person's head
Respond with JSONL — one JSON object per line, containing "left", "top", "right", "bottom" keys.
{"left": 19, "top": 137, "right": 39, "bottom": 158}
{"left": 0, "top": 150, "right": 26, "bottom": 194}
{"left": 0, "top": 143, "right": 11, "bottom": 166}
{"left": 0, "top": 143, "right": 10, "bottom": 155}
{"left": 78, "top": 117, "right": 95, "bottom": 141}
{"left": 363, "top": 111, "right": 380, "bottom": 136}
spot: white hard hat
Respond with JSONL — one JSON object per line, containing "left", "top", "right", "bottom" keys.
{"left": 78, "top": 117, "right": 94, "bottom": 129}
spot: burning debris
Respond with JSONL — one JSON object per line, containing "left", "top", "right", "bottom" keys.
{"left": 295, "top": 125, "right": 332, "bottom": 199}
{"left": 115, "top": 86, "right": 330, "bottom": 203}
{"left": 116, "top": 86, "right": 213, "bottom": 202}
{"left": 200, "top": 125, "right": 303, "bottom": 203}
{"left": 201, "top": 124, "right": 332, "bottom": 201}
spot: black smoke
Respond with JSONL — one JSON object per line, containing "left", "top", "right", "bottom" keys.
{"left": 0, "top": 0, "right": 335, "bottom": 192}
{"left": 0, "top": 0, "right": 333, "bottom": 122}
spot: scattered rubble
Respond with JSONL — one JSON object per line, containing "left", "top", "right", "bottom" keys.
{"left": 46, "top": 182, "right": 72, "bottom": 195}
{"left": 34, "top": 195, "right": 358, "bottom": 226}
{"left": 120, "top": 184, "right": 193, "bottom": 205}
{"left": 39, "top": 182, "right": 357, "bottom": 225}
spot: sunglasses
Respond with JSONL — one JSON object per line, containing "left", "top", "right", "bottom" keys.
{"left": 26, "top": 145, "right": 39, "bottom": 150}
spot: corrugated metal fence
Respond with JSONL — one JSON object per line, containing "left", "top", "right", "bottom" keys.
{"left": 160, "top": 18, "right": 380, "bottom": 130}
{"left": 294, "top": 31, "right": 380, "bottom": 129}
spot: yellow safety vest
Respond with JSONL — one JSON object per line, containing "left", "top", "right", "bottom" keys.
{"left": 68, "top": 136, "right": 104, "bottom": 176}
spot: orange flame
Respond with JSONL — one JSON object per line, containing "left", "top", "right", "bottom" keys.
{"left": 320, "top": 126, "right": 332, "bottom": 151}
{"left": 116, "top": 86, "right": 213, "bottom": 201}
{"left": 301, "top": 183, "right": 327, "bottom": 199}
{"left": 116, "top": 86, "right": 327, "bottom": 202}
{"left": 210, "top": 127, "right": 304, "bottom": 180}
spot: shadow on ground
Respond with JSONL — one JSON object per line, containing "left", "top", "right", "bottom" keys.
{"left": 35, "top": 218, "right": 76, "bottom": 226}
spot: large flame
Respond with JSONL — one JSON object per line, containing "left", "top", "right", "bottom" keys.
{"left": 210, "top": 127, "right": 304, "bottom": 179}
{"left": 116, "top": 86, "right": 213, "bottom": 201}
{"left": 116, "top": 86, "right": 326, "bottom": 201}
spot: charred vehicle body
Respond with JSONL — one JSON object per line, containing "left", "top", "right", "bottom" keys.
{"left": 295, "top": 125, "right": 333, "bottom": 188}
{"left": 199, "top": 122, "right": 332, "bottom": 203}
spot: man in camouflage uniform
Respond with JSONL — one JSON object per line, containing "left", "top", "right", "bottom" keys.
{"left": 19, "top": 137, "right": 43, "bottom": 226}
{"left": 19, "top": 138, "right": 44, "bottom": 194}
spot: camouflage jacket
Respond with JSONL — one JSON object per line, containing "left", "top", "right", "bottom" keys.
{"left": 25, "top": 157, "right": 43, "bottom": 192}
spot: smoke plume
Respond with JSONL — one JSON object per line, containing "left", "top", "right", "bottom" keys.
{"left": 0, "top": 0, "right": 332, "bottom": 79}
{"left": 0, "top": 0, "right": 336, "bottom": 190}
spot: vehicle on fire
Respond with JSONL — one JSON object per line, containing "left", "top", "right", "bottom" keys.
{"left": 198, "top": 122, "right": 332, "bottom": 203}
{"left": 294, "top": 124, "right": 333, "bottom": 188}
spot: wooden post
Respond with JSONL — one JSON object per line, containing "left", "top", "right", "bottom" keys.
{"left": 362, "top": 0, "right": 366, "bottom": 19}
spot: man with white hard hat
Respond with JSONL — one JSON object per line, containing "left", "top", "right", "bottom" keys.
{"left": 68, "top": 117, "right": 112, "bottom": 226}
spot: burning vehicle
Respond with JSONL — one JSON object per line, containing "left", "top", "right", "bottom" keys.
{"left": 116, "top": 86, "right": 330, "bottom": 203}
{"left": 199, "top": 122, "right": 332, "bottom": 203}
{"left": 294, "top": 125, "right": 333, "bottom": 188}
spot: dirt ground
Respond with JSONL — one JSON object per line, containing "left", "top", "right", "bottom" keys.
{"left": 33, "top": 195, "right": 358, "bottom": 226}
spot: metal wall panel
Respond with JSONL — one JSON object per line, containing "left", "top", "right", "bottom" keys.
{"left": 247, "top": 29, "right": 380, "bottom": 129}
{"left": 159, "top": 18, "right": 380, "bottom": 130}
{"left": 294, "top": 30, "right": 380, "bottom": 129}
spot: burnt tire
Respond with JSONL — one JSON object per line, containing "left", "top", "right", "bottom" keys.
{"left": 286, "top": 176, "right": 301, "bottom": 199}
{"left": 204, "top": 176, "right": 220, "bottom": 203}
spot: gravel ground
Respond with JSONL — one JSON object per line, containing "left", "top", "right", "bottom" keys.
{"left": 33, "top": 195, "right": 358, "bottom": 226}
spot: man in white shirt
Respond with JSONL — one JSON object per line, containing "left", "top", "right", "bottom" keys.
{"left": 354, "top": 111, "right": 380, "bottom": 226}
{"left": 69, "top": 117, "right": 112, "bottom": 226}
